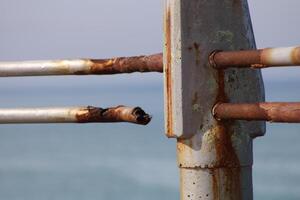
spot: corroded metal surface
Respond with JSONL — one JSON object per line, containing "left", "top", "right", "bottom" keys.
{"left": 180, "top": 167, "right": 253, "bottom": 200}
{"left": 0, "top": 106, "right": 151, "bottom": 125}
{"left": 163, "top": 0, "right": 175, "bottom": 138}
{"left": 76, "top": 106, "right": 151, "bottom": 125}
{"left": 210, "top": 46, "right": 300, "bottom": 69}
{"left": 0, "top": 53, "right": 163, "bottom": 77}
{"left": 213, "top": 102, "right": 300, "bottom": 123}
{"left": 90, "top": 53, "right": 163, "bottom": 74}
{"left": 163, "top": 0, "right": 265, "bottom": 139}
{"left": 163, "top": 0, "right": 265, "bottom": 199}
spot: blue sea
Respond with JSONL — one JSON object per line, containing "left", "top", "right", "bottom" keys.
{"left": 0, "top": 75, "right": 299, "bottom": 200}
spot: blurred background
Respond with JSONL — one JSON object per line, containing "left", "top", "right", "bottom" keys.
{"left": 0, "top": 0, "right": 299, "bottom": 199}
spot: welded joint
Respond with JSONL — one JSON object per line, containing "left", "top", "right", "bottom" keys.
{"left": 208, "top": 50, "right": 223, "bottom": 69}
{"left": 212, "top": 102, "right": 223, "bottom": 121}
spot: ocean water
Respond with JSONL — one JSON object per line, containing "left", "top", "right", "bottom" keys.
{"left": 254, "top": 80, "right": 300, "bottom": 200}
{"left": 0, "top": 76, "right": 299, "bottom": 200}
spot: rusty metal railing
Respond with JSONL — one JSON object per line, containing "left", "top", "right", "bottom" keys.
{"left": 0, "top": 53, "right": 162, "bottom": 77}
{"left": 1, "top": 0, "right": 300, "bottom": 200}
{"left": 0, "top": 106, "right": 151, "bottom": 125}
{"left": 213, "top": 102, "right": 300, "bottom": 123}
{"left": 0, "top": 54, "right": 160, "bottom": 126}
{"left": 209, "top": 47, "right": 300, "bottom": 123}
{"left": 209, "top": 46, "right": 300, "bottom": 69}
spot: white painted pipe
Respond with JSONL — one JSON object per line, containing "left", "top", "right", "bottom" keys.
{"left": 261, "top": 46, "right": 300, "bottom": 66}
{"left": 0, "top": 107, "right": 81, "bottom": 123}
{"left": 0, "top": 106, "right": 151, "bottom": 125}
{"left": 0, "top": 60, "right": 93, "bottom": 77}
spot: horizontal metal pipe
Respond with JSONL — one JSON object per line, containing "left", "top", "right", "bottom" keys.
{"left": 209, "top": 46, "right": 300, "bottom": 69}
{"left": 0, "top": 53, "right": 163, "bottom": 77}
{"left": 213, "top": 102, "right": 300, "bottom": 123}
{"left": 0, "top": 106, "right": 151, "bottom": 125}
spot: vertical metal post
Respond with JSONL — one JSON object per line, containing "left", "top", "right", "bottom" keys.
{"left": 163, "top": 0, "right": 265, "bottom": 199}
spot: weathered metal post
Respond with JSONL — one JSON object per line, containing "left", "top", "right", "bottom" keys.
{"left": 163, "top": 0, "right": 265, "bottom": 199}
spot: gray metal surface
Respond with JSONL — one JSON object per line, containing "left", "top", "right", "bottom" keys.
{"left": 163, "top": 0, "right": 266, "bottom": 199}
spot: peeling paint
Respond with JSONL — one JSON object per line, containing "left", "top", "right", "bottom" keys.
{"left": 164, "top": 1, "right": 174, "bottom": 138}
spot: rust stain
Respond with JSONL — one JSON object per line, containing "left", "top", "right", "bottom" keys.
{"left": 193, "top": 42, "right": 201, "bottom": 65}
{"left": 90, "top": 54, "right": 163, "bottom": 75}
{"left": 212, "top": 70, "right": 241, "bottom": 200}
{"left": 213, "top": 123, "right": 241, "bottom": 199}
{"left": 90, "top": 58, "right": 119, "bottom": 74}
{"left": 165, "top": 4, "right": 174, "bottom": 137}
{"left": 216, "top": 70, "right": 227, "bottom": 103}
{"left": 213, "top": 50, "right": 265, "bottom": 69}
{"left": 75, "top": 107, "right": 96, "bottom": 122}
{"left": 52, "top": 60, "right": 74, "bottom": 74}
{"left": 177, "top": 140, "right": 185, "bottom": 153}
{"left": 291, "top": 47, "right": 300, "bottom": 64}
{"left": 247, "top": 49, "right": 265, "bottom": 68}
{"left": 75, "top": 106, "right": 151, "bottom": 125}
{"left": 177, "top": 138, "right": 192, "bottom": 155}
{"left": 211, "top": 169, "right": 220, "bottom": 200}
{"left": 193, "top": 42, "right": 199, "bottom": 50}
{"left": 192, "top": 92, "right": 199, "bottom": 105}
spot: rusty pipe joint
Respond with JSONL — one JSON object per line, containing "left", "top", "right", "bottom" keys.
{"left": 212, "top": 102, "right": 224, "bottom": 121}
{"left": 208, "top": 50, "right": 223, "bottom": 69}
